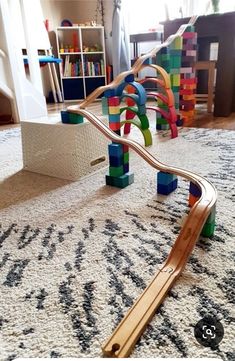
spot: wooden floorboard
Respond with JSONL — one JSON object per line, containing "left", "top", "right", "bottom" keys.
{"left": 1, "top": 101, "right": 235, "bottom": 131}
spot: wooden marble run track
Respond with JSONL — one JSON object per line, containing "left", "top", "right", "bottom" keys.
{"left": 67, "top": 106, "right": 217, "bottom": 358}
{"left": 66, "top": 15, "right": 217, "bottom": 358}
{"left": 76, "top": 16, "right": 198, "bottom": 110}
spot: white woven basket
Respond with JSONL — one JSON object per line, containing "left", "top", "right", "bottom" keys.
{"left": 21, "top": 116, "right": 109, "bottom": 181}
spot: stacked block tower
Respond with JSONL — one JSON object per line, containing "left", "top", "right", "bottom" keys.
{"left": 169, "top": 36, "right": 182, "bottom": 117}
{"left": 156, "top": 37, "right": 183, "bottom": 129}
{"left": 179, "top": 25, "right": 197, "bottom": 122}
{"left": 104, "top": 90, "right": 134, "bottom": 188}
{"left": 156, "top": 47, "right": 171, "bottom": 130}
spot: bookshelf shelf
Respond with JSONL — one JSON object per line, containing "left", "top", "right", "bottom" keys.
{"left": 56, "top": 26, "right": 107, "bottom": 101}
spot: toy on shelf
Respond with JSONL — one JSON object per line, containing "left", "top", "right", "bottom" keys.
{"left": 66, "top": 16, "right": 217, "bottom": 358}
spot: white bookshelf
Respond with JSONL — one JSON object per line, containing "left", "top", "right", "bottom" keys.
{"left": 56, "top": 26, "right": 107, "bottom": 101}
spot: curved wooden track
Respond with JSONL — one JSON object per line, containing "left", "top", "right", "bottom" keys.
{"left": 67, "top": 106, "right": 217, "bottom": 358}
{"left": 67, "top": 15, "right": 216, "bottom": 357}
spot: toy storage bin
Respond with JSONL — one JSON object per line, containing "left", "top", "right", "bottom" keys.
{"left": 21, "top": 116, "right": 109, "bottom": 181}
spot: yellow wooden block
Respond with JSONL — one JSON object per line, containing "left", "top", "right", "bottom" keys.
{"left": 109, "top": 106, "right": 120, "bottom": 115}
{"left": 172, "top": 36, "right": 183, "bottom": 50}
{"left": 173, "top": 74, "right": 180, "bottom": 87}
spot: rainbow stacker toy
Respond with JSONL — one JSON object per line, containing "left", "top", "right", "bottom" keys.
{"left": 64, "top": 16, "right": 217, "bottom": 358}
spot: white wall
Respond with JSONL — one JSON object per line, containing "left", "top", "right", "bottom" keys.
{"left": 40, "top": 0, "right": 113, "bottom": 64}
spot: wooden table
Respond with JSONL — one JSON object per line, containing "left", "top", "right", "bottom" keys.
{"left": 162, "top": 12, "right": 235, "bottom": 117}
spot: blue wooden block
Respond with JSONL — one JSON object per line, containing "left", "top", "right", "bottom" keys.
{"left": 104, "top": 89, "right": 115, "bottom": 98}
{"left": 123, "top": 163, "right": 129, "bottom": 173}
{"left": 109, "top": 114, "right": 120, "bottom": 123}
{"left": 109, "top": 155, "right": 123, "bottom": 167}
{"left": 130, "top": 81, "right": 147, "bottom": 105}
{"left": 108, "top": 143, "right": 123, "bottom": 157}
{"left": 125, "top": 74, "right": 135, "bottom": 82}
{"left": 61, "top": 110, "right": 70, "bottom": 123}
{"left": 176, "top": 117, "right": 184, "bottom": 126}
{"left": 157, "top": 178, "right": 178, "bottom": 195}
{"left": 157, "top": 171, "right": 177, "bottom": 185}
{"left": 189, "top": 182, "right": 202, "bottom": 197}
{"left": 138, "top": 104, "right": 146, "bottom": 115}
{"left": 143, "top": 58, "right": 151, "bottom": 65}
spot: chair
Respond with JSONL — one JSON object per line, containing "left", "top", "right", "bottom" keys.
{"left": 195, "top": 61, "right": 216, "bottom": 113}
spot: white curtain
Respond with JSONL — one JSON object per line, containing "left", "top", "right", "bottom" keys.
{"left": 112, "top": 0, "right": 130, "bottom": 78}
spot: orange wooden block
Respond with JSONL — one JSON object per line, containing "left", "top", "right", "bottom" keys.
{"left": 189, "top": 193, "right": 200, "bottom": 207}
{"left": 183, "top": 94, "right": 196, "bottom": 101}
{"left": 184, "top": 84, "right": 197, "bottom": 90}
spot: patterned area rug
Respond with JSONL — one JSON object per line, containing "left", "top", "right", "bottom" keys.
{"left": 0, "top": 126, "right": 234, "bottom": 360}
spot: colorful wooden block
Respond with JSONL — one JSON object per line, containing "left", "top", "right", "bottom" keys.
{"left": 123, "top": 163, "right": 129, "bottom": 173}
{"left": 109, "top": 166, "right": 124, "bottom": 177}
{"left": 157, "top": 172, "right": 177, "bottom": 185}
{"left": 108, "top": 106, "right": 120, "bottom": 115}
{"left": 125, "top": 74, "right": 135, "bottom": 83}
{"left": 189, "top": 182, "right": 202, "bottom": 197}
{"left": 108, "top": 96, "right": 120, "bottom": 106}
{"left": 157, "top": 178, "right": 178, "bottom": 195}
{"left": 108, "top": 114, "right": 120, "bottom": 123}
{"left": 109, "top": 155, "right": 123, "bottom": 167}
{"left": 68, "top": 113, "right": 84, "bottom": 124}
{"left": 109, "top": 122, "right": 121, "bottom": 131}
{"left": 61, "top": 110, "right": 70, "bottom": 123}
{"left": 104, "top": 89, "right": 115, "bottom": 97}
{"left": 108, "top": 143, "right": 123, "bottom": 157}
{"left": 201, "top": 222, "right": 215, "bottom": 237}
{"left": 101, "top": 96, "right": 109, "bottom": 115}
{"left": 123, "top": 152, "right": 129, "bottom": 164}
{"left": 106, "top": 172, "right": 134, "bottom": 188}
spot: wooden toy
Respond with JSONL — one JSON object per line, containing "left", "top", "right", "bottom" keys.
{"left": 66, "top": 16, "right": 217, "bottom": 358}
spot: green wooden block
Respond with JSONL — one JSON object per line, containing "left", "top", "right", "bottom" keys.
{"left": 107, "top": 172, "right": 134, "bottom": 188}
{"left": 206, "top": 207, "right": 216, "bottom": 223}
{"left": 68, "top": 113, "right": 84, "bottom": 124}
{"left": 201, "top": 222, "right": 215, "bottom": 237}
{"left": 186, "top": 25, "right": 195, "bottom": 32}
{"left": 102, "top": 96, "right": 108, "bottom": 115}
{"left": 109, "top": 166, "right": 124, "bottom": 177}
{"left": 157, "top": 118, "right": 168, "bottom": 125}
{"left": 173, "top": 57, "right": 181, "bottom": 68}
{"left": 123, "top": 152, "right": 129, "bottom": 164}
{"left": 171, "top": 86, "right": 180, "bottom": 92}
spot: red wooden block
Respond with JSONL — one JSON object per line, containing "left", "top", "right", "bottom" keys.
{"left": 123, "top": 144, "right": 129, "bottom": 153}
{"left": 182, "top": 32, "right": 197, "bottom": 39}
{"left": 109, "top": 122, "right": 121, "bottom": 131}
{"left": 179, "top": 89, "right": 195, "bottom": 95}
{"left": 181, "top": 78, "right": 197, "bottom": 85}
{"left": 108, "top": 96, "right": 120, "bottom": 106}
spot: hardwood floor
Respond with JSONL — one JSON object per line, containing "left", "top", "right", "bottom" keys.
{"left": 1, "top": 101, "right": 235, "bottom": 131}
{"left": 47, "top": 101, "right": 235, "bottom": 130}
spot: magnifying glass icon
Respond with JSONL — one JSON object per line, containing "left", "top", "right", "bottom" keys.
{"left": 206, "top": 328, "right": 213, "bottom": 337}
